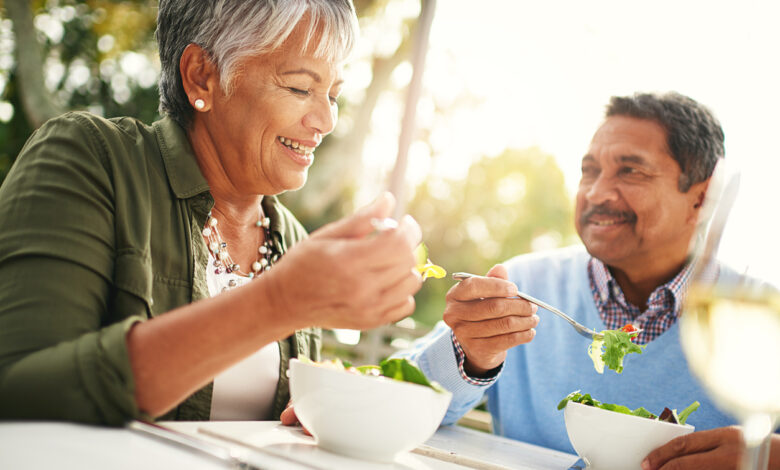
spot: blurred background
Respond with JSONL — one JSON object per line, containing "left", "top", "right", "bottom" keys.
{"left": 1, "top": 0, "right": 778, "bottom": 365}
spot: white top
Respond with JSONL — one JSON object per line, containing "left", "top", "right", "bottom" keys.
{"left": 206, "top": 252, "right": 280, "bottom": 421}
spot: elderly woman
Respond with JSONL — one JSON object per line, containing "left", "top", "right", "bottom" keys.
{"left": 0, "top": 0, "right": 422, "bottom": 425}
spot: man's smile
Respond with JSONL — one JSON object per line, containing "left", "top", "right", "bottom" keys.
{"left": 581, "top": 206, "right": 637, "bottom": 227}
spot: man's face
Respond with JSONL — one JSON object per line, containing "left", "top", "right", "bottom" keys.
{"left": 575, "top": 115, "right": 706, "bottom": 273}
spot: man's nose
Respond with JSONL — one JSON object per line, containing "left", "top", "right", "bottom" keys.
{"left": 585, "top": 174, "right": 619, "bottom": 205}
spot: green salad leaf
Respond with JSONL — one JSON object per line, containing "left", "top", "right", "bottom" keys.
{"left": 588, "top": 329, "right": 644, "bottom": 374}
{"left": 677, "top": 401, "right": 700, "bottom": 425}
{"left": 300, "top": 356, "right": 447, "bottom": 393}
{"left": 558, "top": 390, "right": 700, "bottom": 425}
{"left": 379, "top": 358, "right": 447, "bottom": 393}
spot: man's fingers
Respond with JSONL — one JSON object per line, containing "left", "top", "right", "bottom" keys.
{"left": 461, "top": 329, "right": 537, "bottom": 353}
{"left": 485, "top": 264, "right": 509, "bottom": 280}
{"left": 448, "top": 275, "right": 519, "bottom": 302}
{"left": 648, "top": 447, "right": 742, "bottom": 470}
{"left": 444, "top": 297, "right": 536, "bottom": 323}
{"left": 643, "top": 427, "right": 743, "bottom": 470}
{"left": 450, "top": 314, "right": 540, "bottom": 339}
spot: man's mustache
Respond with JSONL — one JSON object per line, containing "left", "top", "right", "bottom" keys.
{"left": 580, "top": 205, "right": 637, "bottom": 225}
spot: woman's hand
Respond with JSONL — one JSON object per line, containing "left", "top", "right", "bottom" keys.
{"left": 280, "top": 403, "right": 310, "bottom": 435}
{"left": 263, "top": 192, "right": 423, "bottom": 331}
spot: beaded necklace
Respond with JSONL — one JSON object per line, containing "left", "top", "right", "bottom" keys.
{"left": 202, "top": 206, "right": 280, "bottom": 285}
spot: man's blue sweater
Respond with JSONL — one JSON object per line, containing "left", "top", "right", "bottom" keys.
{"left": 407, "top": 246, "right": 735, "bottom": 454}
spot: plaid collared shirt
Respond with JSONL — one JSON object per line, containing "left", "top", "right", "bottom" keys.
{"left": 587, "top": 257, "right": 694, "bottom": 345}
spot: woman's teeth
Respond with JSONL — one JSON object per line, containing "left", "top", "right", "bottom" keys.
{"left": 278, "top": 136, "right": 314, "bottom": 155}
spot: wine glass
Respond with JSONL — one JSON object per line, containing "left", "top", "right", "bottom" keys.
{"left": 681, "top": 162, "right": 780, "bottom": 470}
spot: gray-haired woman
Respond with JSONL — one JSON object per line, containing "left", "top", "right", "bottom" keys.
{"left": 0, "top": 0, "right": 422, "bottom": 425}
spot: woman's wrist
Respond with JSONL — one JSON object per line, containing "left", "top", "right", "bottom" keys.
{"left": 252, "top": 266, "right": 308, "bottom": 334}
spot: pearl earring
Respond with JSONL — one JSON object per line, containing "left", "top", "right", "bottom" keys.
{"left": 194, "top": 99, "right": 205, "bottom": 110}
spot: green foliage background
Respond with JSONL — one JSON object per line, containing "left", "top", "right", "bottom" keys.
{"left": 0, "top": 0, "right": 578, "bottom": 330}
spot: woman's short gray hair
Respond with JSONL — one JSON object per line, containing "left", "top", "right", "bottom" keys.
{"left": 157, "top": 0, "right": 359, "bottom": 129}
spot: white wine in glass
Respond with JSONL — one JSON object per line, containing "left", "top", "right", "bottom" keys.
{"left": 681, "top": 168, "right": 780, "bottom": 470}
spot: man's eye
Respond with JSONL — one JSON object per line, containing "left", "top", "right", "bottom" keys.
{"left": 289, "top": 88, "right": 310, "bottom": 96}
{"left": 329, "top": 96, "right": 338, "bottom": 105}
{"left": 581, "top": 166, "right": 598, "bottom": 177}
{"left": 619, "top": 167, "right": 639, "bottom": 176}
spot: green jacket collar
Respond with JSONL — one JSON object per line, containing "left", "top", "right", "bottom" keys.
{"left": 153, "top": 116, "right": 210, "bottom": 199}
{"left": 152, "top": 115, "right": 291, "bottom": 241}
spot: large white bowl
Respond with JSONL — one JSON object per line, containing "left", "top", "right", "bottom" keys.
{"left": 288, "top": 358, "right": 452, "bottom": 462}
{"left": 564, "top": 401, "right": 695, "bottom": 470}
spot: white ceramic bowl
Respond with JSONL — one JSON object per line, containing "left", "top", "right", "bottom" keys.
{"left": 564, "top": 401, "right": 695, "bottom": 470}
{"left": 288, "top": 358, "right": 452, "bottom": 462}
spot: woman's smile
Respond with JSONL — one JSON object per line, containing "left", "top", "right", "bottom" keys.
{"left": 277, "top": 135, "right": 315, "bottom": 167}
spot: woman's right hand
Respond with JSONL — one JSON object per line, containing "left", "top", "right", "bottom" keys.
{"left": 263, "top": 192, "right": 423, "bottom": 331}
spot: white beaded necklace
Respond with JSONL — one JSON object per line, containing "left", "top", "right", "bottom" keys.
{"left": 202, "top": 206, "right": 279, "bottom": 288}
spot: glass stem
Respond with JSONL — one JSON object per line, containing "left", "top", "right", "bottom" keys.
{"left": 741, "top": 415, "right": 773, "bottom": 470}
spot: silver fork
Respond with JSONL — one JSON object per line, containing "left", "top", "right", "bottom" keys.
{"left": 452, "top": 272, "right": 607, "bottom": 340}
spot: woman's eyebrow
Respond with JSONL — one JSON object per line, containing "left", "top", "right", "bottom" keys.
{"left": 280, "top": 68, "right": 343, "bottom": 87}
{"left": 281, "top": 68, "right": 321, "bottom": 82}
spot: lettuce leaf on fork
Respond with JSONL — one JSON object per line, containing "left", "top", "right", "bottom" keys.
{"left": 588, "top": 327, "right": 644, "bottom": 374}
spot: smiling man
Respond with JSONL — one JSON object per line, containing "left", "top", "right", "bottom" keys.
{"left": 400, "top": 92, "right": 780, "bottom": 469}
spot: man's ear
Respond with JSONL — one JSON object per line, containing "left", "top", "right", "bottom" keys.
{"left": 180, "top": 43, "right": 219, "bottom": 112}
{"left": 688, "top": 178, "right": 710, "bottom": 223}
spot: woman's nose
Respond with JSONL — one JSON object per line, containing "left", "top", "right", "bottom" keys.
{"left": 303, "top": 96, "right": 337, "bottom": 136}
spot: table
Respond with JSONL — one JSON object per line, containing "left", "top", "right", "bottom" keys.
{"left": 0, "top": 421, "right": 579, "bottom": 470}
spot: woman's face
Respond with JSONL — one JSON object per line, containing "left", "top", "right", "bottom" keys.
{"left": 202, "top": 25, "right": 343, "bottom": 196}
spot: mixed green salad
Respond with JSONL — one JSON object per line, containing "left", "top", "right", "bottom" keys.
{"left": 299, "top": 356, "right": 448, "bottom": 394}
{"left": 588, "top": 324, "right": 644, "bottom": 374}
{"left": 558, "top": 390, "right": 700, "bottom": 425}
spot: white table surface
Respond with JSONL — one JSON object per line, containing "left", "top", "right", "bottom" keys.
{"left": 0, "top": 420, "right": 579, "bottom": 470}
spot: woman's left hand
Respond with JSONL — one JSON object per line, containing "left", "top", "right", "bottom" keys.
{"left": 280, "top": 403, "right": 310, "bottom": 435}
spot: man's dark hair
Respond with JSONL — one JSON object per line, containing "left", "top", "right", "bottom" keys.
{"left": 606, "top": 92, "right": 724, "bottom": 192}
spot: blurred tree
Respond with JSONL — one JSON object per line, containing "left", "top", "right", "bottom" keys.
{"left": 0, "top": 0, "right": 579, "bottom": 339}
{"left": 0, "top": 0, "right": 159, "bottom": 180}
{"left": 0, "top": 0, "right": 420, "bottom": 225}
{"left": 407, "top": 147, "right": 579, "bottom": 326}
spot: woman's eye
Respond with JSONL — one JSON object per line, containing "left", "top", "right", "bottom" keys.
{"left": 289, "top": 87, "right": 310, "bottom": 96}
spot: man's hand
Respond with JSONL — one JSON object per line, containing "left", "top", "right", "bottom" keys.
{"left": 641, "top": 427, "right": 742, "bottom": 470}
{"left": 642, "top": 427, "right": 780, "bottom": 470}
{"left": 443, "top": 265, "right": 538, "bottom": 376}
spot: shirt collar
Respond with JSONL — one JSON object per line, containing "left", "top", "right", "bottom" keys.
{"left": 588, "top": 257, "right": 694, "bottom": 312}
{"left": 153, "top": 115, "right": 210, "bottom": 199}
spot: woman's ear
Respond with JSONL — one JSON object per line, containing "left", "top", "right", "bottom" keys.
{"left": 180, "top": 43, "right": 219, "bottom": 112}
